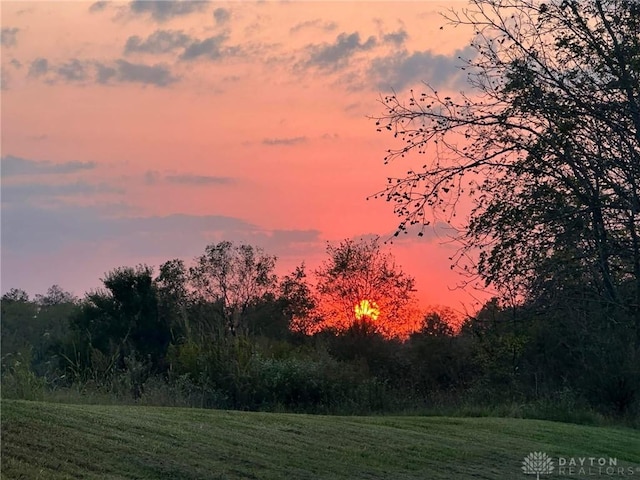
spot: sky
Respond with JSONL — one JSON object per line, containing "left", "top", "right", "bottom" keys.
{"left": 1, "top": 0, "right": 489, "bottom": 315}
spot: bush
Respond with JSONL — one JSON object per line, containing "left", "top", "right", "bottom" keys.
{"left": 245, "top": 353, "right": 391, "bottom": 414}
{"left": 1, "top": 351, "right": 45, "bottom": 401}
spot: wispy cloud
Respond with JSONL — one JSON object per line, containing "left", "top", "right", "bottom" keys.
{"left": 96, "top": 64, "right": 117, "bottom": 84}
{"left": 303, "top": 32, "right": 376, "bottom": 70}
{"left": 98, "top": 59, "right": 178, "bottom": 87}
{"left": 143, "top": 171, "right": 234, "bottom": 186}
{"left": 1, "top": 27, "right": 19, "bottom": 47}
{"left": 213, "top": 7, "right": 231, "bottom": 25}
{"left": 369, "top": 46, "right": 474, "bottom": 91}
{"left": 124, "top": 30, "right": 191, "bottom": 55}
{"left": 1, "top": 181, "right": 123, "bottom": 204}
{"left": 165, "top": 174, "right": 234, "bottom": 186}
{"left": 262, "top": 136, "right": 307, "bottom": 146}
{"left": 290, "top": 19, "right": 337, "bottom": 34}
{"left": 1, "top": 203, "right": 260, "bottom": 257}
{"left": 26, "top": 56, "right": 178, "bottom": 87}
{"left": 128, "top": 0, "right": 210, "bottom": 22}
{"left": 1, "top": 155, "right": 96, "bottom": 177}
{"left": 56, "top": 59, "right": 88, "bottom": 82}
{"left": 88, "top": 1, "right": 108, "bottom": 13}
{"left": 115, "top": 213, "right": 252, "bottom": 237}
{"left": 27, "top": 134, "right": 48, "bottom": 141}
{"left": 28, "top": 58, "right": 90, "bottom": 83}
{"left": 1, "top": 67, "right": 10, "bottom": 91}
{"left": 2, "top": 204, "right": 118, "bottom": 254}
{"left": 28, "top": 58, "right": 49, "bottom": 77}
{"left": 268, "top": 229, "right": 321, "bottom": 244}
{"left": 179, "top": 34, "right": 230, "bottom": 61}
{"left": 144, "top": 170, "right": 160, "bottom": 185}
{"left": 382, "top": 29, "right": 408, "bottom": 46}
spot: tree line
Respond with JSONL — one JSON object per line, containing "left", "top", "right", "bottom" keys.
{"left": 2, "top": 237, "right": 637, "bottom": 422}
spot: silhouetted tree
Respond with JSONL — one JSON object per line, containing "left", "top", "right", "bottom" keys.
{"left": 156, "top": 259, "right": 190, "bottom": 342}
{"left": 1, "top": 289, "right": 38, "bottom": 358}
{"left": 280, "top": 263, "right": 320, "bottom": 335}
{"left": 2, "top": 286, "right": 77, "bottom": 379}
{"left": 314, "top": 237, "right": 420, "bottom": 338}
{"left": 2, "top": 288, "right": 29, "bottom": 303}
{"left": 71, "top": 265, "right": 170, "bottom": 373}
{"left": 35, "top": 284, "right": 76, "bottom": 307}
{"left": 372, "top": 0, "right": 640, "bottom": 340}
{"left": 420, "top": 312, "right": 454, "bottom": 337}
{"left": 190, "top": 241, "right": 278, "bottom": 335}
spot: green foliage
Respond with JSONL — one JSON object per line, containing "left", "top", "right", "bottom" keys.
{"left": 70, "top": 265, "right": 171, "bottom": 375}
{"left": 406, "top": 330, "right": 474, "bottom": 396}
{"left": 420, "top": 312, "right": 455, "bottom": 337}
{"left": 165, "top": 333, "right": 390, "bottom": 413}
{"left": 250, "top": 355, "right": 371, "bottom": 412}
{"left": 1, "top": 285, "right": 77, "bottom": 383}
{"left": 279, "top": 263, "right": 320, "bottom": 334}
{"left": 190, "top": 241, "right": 278, "bottom": 335}
{"left": 155, "top": 259, "right": 190, "bottom": 343}
{"left": 2, "top": 288, "right": 29, "bottom": 303}
{"left": 1, "top": 351, "right": 45, "bottom": 401}
{"left": 1, "top": 292, "right": 39, "bottom": 356}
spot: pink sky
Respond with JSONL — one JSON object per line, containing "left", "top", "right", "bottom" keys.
{"left": 1, "top": 1, "right": 490, "bottom": 314}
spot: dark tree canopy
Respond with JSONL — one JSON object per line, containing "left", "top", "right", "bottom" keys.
{"left": 2, "top": 288, "right": 29, "bottom": 303}
{"left": 372, "top": 0, "right": 640, "bottom": 340}
{"left": 71, "top": 265, "right": 170, "bottom": 371}
{"left": 189, "top": 241, "right": 278, "bottom": 335}
{"left": 35, "top": 285, "right": 76, "bottom": 307}
{"left": 280, "top": 263, "right": 320, "bottom": 334}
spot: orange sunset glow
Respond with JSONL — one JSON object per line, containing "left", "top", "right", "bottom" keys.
{"left": 1, "top": 1, "right": 484, "bottom": 316}
{"left": 354, "top": 299, "right": 380, "bottom": 321}
{"left": 310, "top": 301, "right": 423, "bottom": 339}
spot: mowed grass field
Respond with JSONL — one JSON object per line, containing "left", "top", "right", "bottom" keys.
{"left": 2, "top": 400, "right": 639, "bottom": 480}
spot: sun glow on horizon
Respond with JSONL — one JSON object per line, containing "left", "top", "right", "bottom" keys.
{"left": 354, "top": 299, "right": 380, "bottom": 321}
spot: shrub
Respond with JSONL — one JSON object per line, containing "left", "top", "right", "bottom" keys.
{"left": 1, "top": 351, "right": 45, "bottom": 401}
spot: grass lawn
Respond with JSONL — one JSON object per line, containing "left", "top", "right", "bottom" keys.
{"left": 2, "top": 399, "right": 639, "bottom": 479}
